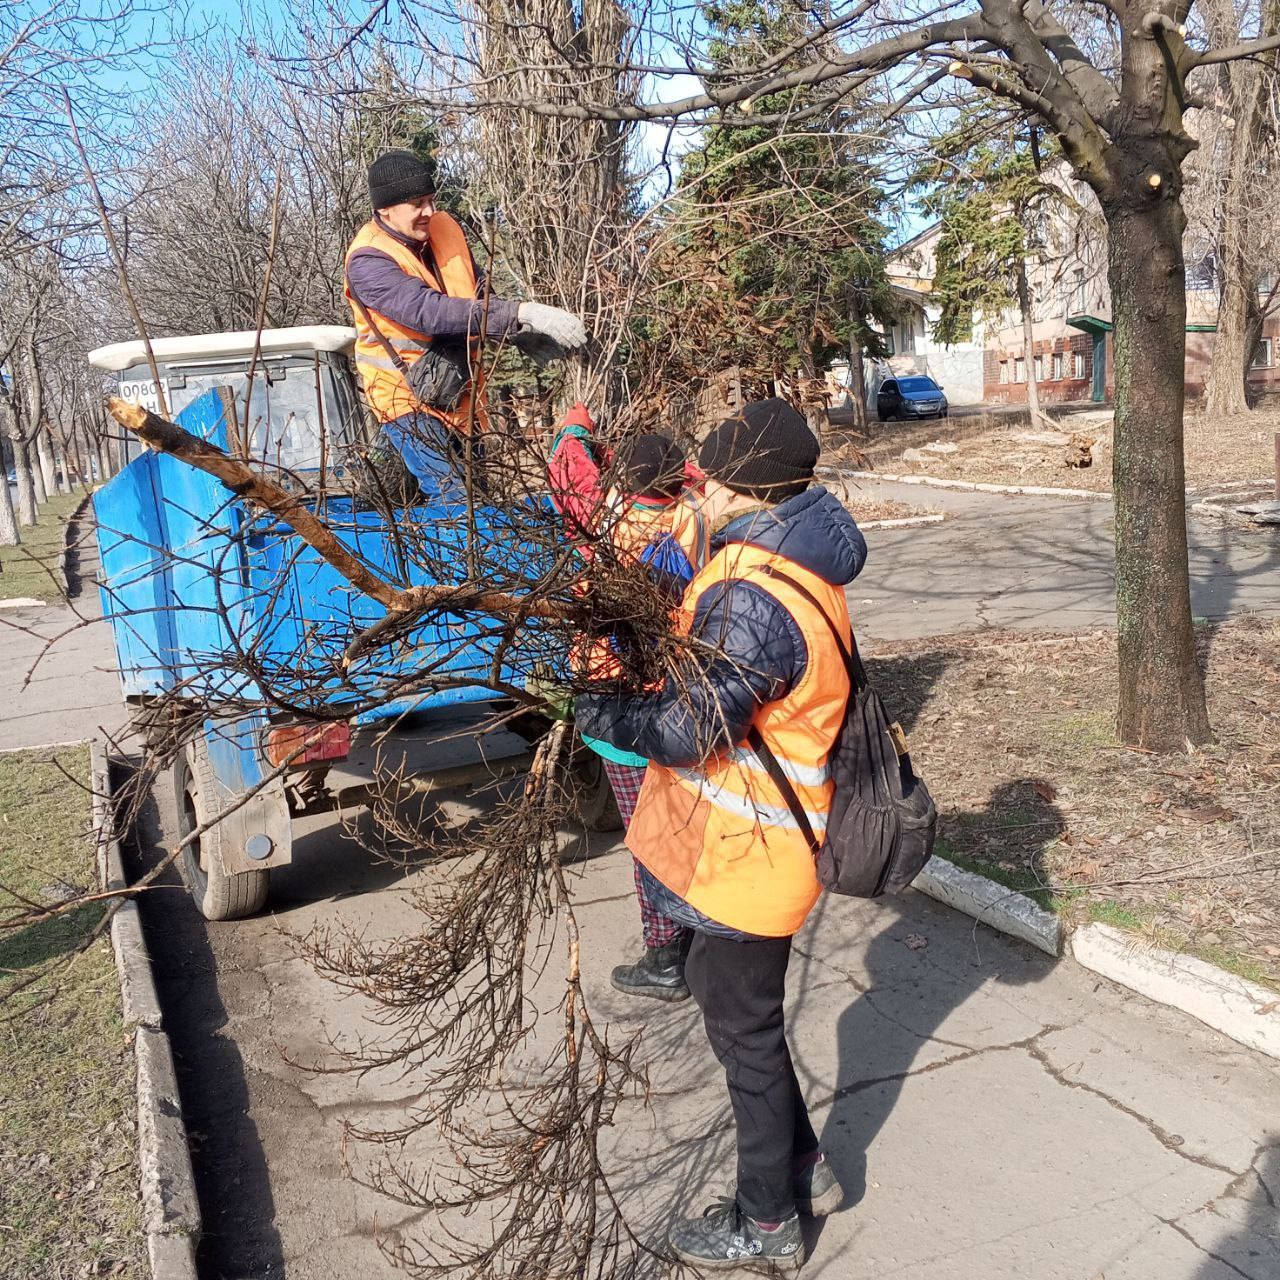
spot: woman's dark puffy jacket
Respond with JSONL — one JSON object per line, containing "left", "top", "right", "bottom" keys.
{"left": 574, "top": 485, "right": 867, "bottom": 767}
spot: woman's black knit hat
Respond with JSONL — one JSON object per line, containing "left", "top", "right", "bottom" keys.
{"left": 368, "top": 149, "right": 437, "bottom": 210}
{"left": 618, "top": 433, "right": 686, "bottom": 499}
{"left": 698, "top": 398, "right": 819, "bottom": 501}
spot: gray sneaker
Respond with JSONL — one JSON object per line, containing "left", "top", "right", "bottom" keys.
{"left": 668, "top": 1196, "right": 804, "bottom": 1272}
{"left": 794, "top": 1156, "right": 844, "bottom": 1216}
{"left": 730, "top": 1154, "right": 844, "bottom": 1217}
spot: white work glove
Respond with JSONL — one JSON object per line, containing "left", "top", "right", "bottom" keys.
{"left": 517, "top": 301, "right": 587, "bottom": 352}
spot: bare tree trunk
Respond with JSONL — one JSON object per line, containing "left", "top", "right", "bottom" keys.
{"left": 1017, "top": 258, "right": 1047, "bottom": 426}
{"left": 29, "top": 438, "right": 48, "bottom": 506}
{"left": 0, "top": 442, "right": 18, "bottom": 548}
{"left": 12, "top": 436, "right": 37, "bottom": 525}
{"left": 95, "top": 433, "right": 111, "bottom": 483}
{"left": 63, "top": 424, "right": 85, "bottom": 490}
{"left": 75, "top": 424, "right": 93, "bottom": 486}
{"left": 36, "top": 429, "right": 58, "bottom": 496}
{"left": 1203, "top": 262, "right": 1255, "bottom": 416}
{"left": 1106, "top": 194, "right": 1211, "bottom": 750}
{"left": 848, "top": 342, "right": 868, "bottom": 433}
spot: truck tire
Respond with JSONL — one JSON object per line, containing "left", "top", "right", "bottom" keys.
{"left": 173, "top": 738, "right": 270, "bottom": 920}
{"left": 569, "top": 745, "right": 624, "bottom": 833}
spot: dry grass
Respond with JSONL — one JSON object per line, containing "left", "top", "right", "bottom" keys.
{"left": 843, "top": 496, "right": 937, "bottom": 523}
{"left": 872, "top": 617, "right": 1280, "bottom": 990}
{"left": 828, "top": 405, "right": 1279, "bottom": 494}
{"left": 0, "top": 747, "right": 145, "bottom": 1279}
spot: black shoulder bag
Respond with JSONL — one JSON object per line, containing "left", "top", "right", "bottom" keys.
{"left": 747, "top": 567, "right": 937, "bottom": 898}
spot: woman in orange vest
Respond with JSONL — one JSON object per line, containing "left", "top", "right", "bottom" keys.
{"left": 345, "top": 150, "right": 586, "bottom": 499}
{"left": 575, "top": 400, "right": 868, "bottom": 1272}
{"left": 546, "top": 405, "right": 710, "bottom": 999}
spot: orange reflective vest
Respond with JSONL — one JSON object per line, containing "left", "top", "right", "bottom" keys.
{"left": 575, "top": 492, "right": 710, "bottom": 683}
{"left": 343, "top": 213, "right": 485, "bottom": 432}
{"left": 625, "top": 542, "right": 852, "bottom": 937}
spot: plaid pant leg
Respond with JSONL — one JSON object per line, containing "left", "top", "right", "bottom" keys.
{"left": 600, "top": 760, "right": 683, "bottom": 950}
{"left": 601, "top": 759, "right": 646, "bottom": 826}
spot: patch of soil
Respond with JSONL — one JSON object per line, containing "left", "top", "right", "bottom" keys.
{"left": 828, "top": 406, "right": 1279, "bottom": 494}
{"left": 843, "top": 496, "right": 937, "bottom": 523}
{"left": 871, "top": 617, "right": 1280, "bottom": 990}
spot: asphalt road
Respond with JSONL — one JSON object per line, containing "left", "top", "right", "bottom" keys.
{"left": 114, "top": 485, "right": 1279, "bottom": 1280}
{"left": 835, "top": 477, "right": 1280, "bottom": 643}
{"left": 125, "top": 775, "right": 1280, "bottom": 1280}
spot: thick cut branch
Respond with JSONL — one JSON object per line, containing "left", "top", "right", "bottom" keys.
{"left": 105, "top": 398, "right": 572, "bottom": 633}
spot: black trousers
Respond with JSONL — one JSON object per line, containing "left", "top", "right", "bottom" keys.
{"left": 684, "top": 930, "right": 819, "bottom": 1221}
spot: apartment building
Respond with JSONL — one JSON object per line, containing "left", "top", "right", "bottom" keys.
{"left": 885, "top": 211, "right": 1280, "bottom": 408}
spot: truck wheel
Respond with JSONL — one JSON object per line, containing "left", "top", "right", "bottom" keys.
{"left": 569, "top": 746, "right": 624, "bottom": 833}
{"left": 173, "top": 739, "right": 270, "bottom": 920}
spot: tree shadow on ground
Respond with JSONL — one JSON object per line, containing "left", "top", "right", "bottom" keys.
{"left": 0, "top": 903, "right": 103, "bottom": 975}
{"left": 120, "top": 755, "right": 285, "bottom": 1278}
{"left": 1190, "top": 1139, "right": 1280, "bottom": 1280}
{"left": 793, "top": 777, "right": 1065, "bottom": 1260}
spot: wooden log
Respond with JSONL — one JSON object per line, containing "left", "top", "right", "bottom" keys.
{"left": 105, "top": 399, "right": 572, "bottom": 647}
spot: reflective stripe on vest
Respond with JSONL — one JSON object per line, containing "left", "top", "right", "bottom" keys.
{"left": 625, "top": 542, "right": 852, "bottom": 938}
{"left": 343, "top": 213, "right": 484, "bottom": 432}
{"left": 671, "top": 765, "right": 831, "bottom": 831}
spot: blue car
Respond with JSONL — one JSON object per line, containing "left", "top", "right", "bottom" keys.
{"left": 876, "top": 375, "right": 949, "bottom": 422}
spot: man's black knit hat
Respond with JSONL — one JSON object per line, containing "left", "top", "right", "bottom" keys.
{"left": 618, "top": 433, "right": 686, "bottom": 499}
{"left": 368, "top": 149, "right": 437, "bottom": 210}
{"left": 698, "top": 398, "right": 819, "bottom": 501}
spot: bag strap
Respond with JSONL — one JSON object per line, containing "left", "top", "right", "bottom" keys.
{"left": 759, "top": 563, "right": 867, "bottom": 692}
{"left": 346, "top": 271, "right": 416, "bottom": 380}
{"left": 742, "top": 563, "right": 867, "bottom": 858}
{"left": 746, "top": 725, "right": 821, "bottom": 857}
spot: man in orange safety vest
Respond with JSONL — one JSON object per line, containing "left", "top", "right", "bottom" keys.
{"left": 344, "top": 149, "right": 586, "bottom": 498}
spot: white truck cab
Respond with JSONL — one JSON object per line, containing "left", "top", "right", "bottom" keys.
{"left": 88, "top": 325, "right": 367, "bottom": 470}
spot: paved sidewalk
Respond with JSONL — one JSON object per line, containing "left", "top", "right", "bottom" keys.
{"left": 840, "top": 478, "right": 1280, "bottom": 642}
{"left": 128, "top": 785, "right": 1279, "bottom": 1280}
{"left": 0, "top": 535, "right": 125, "bottom": 752}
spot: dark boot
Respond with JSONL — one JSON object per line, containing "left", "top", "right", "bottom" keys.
{"left": 610, "top": 937, "right": 690, "bottom": 1002}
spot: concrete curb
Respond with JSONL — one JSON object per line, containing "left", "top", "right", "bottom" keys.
{"left": 837, "top": 469, "right": 1105, "bottom": 500}
{"left": 91, "top": 740, "right": 201, "bottom": 1278}
{"left": 1185, "top": 477, "right": 1273, "bottom": 495}
{"left": 911, "top": 857, "right": 1280, "bottom": 1062}
{"left": 1072, "top": 924, "right": 1280, "bottom": 1060}
{"left": 913, "top": 855, "right": 1062, "bottom": 956}
{"left": 857, "top": 513, "right": 947, "bottom": 531}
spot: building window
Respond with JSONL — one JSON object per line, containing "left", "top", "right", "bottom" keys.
{"left": 1052, "top": 352, "right": 1064, "bottom": 380}
{"left": 1073, "top": 351, "right": 1086, "bottom": 380}
{"left": 1073, "top": 270, "right": 1088, "bottom": 313}
{"left": 999, "top": 361, "right": 1010, "bottom": 384}
{"left": 1014, "top": 357, "right": 1026, "bottom": 382}
{"left": 1033, "top": 354, "right": 1045, "bottom": 381}
{"left": 1253, "top": 338, "right": 1273, "bottom": 368}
